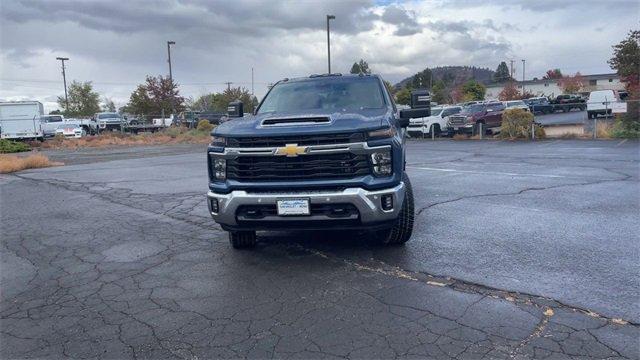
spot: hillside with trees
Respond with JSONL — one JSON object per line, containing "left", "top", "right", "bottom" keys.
{"left": 394, "top": 66, "right": 495, "bottom": 90}
{"left": 394, "top": 66, "right": 494, "bottom": 104}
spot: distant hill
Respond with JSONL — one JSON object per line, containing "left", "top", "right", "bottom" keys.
{"left": 394, "top": 66, "right": 496, "bottom": 90}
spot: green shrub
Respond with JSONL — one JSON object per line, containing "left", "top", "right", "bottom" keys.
{"left": 610, "top": 118, "right": 640, "bottom": 139}
{"left": 0, "top": 139, "right": 31, "bottom": 153}
{"left": 196, "top": 119, "right": 214, "bottom": 132}
{"left": 163, "top": 127, "right": 182, "bottom": 138}
{"left": 500, "top": 108, "right": 545, "bottom": 139}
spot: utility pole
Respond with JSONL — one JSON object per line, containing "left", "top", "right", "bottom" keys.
{"left": 510, "top": 60, "right": 515, "bottom": 80}
{"left": 55, "top": 57, "right": 69, "bottom": 112}
{"left": 251, "top": 67, "right": 254, "bottom": 95}
{"left": 224, "top": 82, "right": 233, "bottom": 91}
{"left": 521, "top": 59, "right": 526, "bottom": 94}
{"left": 167, "top": 41, "right": 175, "bottom": 117}
{"left": 326, "top": 15, "right": 335, "bottom": 74}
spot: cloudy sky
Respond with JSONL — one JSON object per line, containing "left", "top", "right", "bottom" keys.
{"left": 1, "top": 0, "right": 637, "bottom": 112}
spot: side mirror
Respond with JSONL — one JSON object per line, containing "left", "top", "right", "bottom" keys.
{"left": 399, "top": 108, "right": 431, "bottom": 128}
{"left": 228, "top": 101, "right": 244, "bottom": 118}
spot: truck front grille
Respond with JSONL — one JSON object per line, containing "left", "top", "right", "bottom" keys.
{"left": 448, "top": 115, "right": 468, "bottom": 126}
{"left": 226, "top": 133, "right": 364, "bottom": 148}
{"left": 237, "top": 203, "right": 359, "bottom": 219}
{"left": 226, "top": 153, "right": 371, "bottom": 181}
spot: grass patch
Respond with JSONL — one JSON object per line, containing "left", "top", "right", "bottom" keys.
{"left": 559, "top": 132, "right": 580, "bottom": 139}
{"left": 595, "top": 122, "right": 614, "bottom": 139}
{"left": 32, "top": 127, "right": 212, "bottom": 150}
{"left": 0, "top": 139, "right": 31, "bottom": 153}
{"left": 452, "top": 133, "right": 469, "bottom": 140}
{"left": 0, "top": 154, "right": 63, "bottom": 174}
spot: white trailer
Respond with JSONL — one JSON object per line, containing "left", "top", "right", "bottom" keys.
{"left": 0, "top": 101, "right": 44, "bottom": 140}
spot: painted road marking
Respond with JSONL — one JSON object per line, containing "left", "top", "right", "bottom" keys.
{"left": 407, "top": 166, "right": 569, "bottom": 178}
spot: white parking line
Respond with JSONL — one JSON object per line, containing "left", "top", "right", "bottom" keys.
{"left": 407, "top": 166, "right": 569, "bottom": 178}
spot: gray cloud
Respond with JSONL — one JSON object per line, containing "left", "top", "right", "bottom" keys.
{"left": 441, "top": 0, "right": 638, "bottom": 14}
{"left": 0, "top": 0, "right": 636, "bottom": 112}
{"left": 380, "top": 5, "right": 421, "bottom": 36}
{"left": 427, "top": 19, "right": 519, "bottom": 34}
{"left": 3, "top": 0, "right": 379, "bottom": 36}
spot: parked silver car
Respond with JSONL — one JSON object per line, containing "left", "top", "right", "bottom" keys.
{"left": 55, "top": 123, "right": 86, "bottom": 138}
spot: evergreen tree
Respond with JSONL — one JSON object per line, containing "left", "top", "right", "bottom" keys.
{"left": 493, "top": 62, "right": 511, "bottom": 82}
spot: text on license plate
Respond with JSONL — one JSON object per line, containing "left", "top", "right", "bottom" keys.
{"left": 276, "top": 199, "right": 310, "bottom": 216}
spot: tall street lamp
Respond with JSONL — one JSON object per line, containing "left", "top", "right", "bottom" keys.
{"left": 167, "top": 41, "right": 175, "bottom": 81}
{"left": 326, "top": 15, "right": 335, "bottom": 74}
{"left": 521, "top": 59, "right": 526, "bottom": 94}
{"left": 56, "top": 57, "right": 69, "bottom": 112}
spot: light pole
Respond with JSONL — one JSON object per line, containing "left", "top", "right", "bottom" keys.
{"left": 326, "top": 15, "right": 335, "bottom": 74}
{"left": 521, "top": 59, "right": 526, "bottom": 94}
{"left": 56, "top": 57, "right": 69, "bottom": 112}
{"left": 167, "top": 41, "right": 175, "bottom": 117}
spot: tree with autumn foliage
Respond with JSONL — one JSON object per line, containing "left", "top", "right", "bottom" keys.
{"left": 558, "top": 72, "right": 585, "bottom": 94}
{"left": 543, "top": 69, "right": 563, "bottom": 79}
{"left": 498, "top": 82, "right": 521, "bottom": 101}
{"left": 608, "top": 29, "right": 639, "bottom": 137}
{"left": 609, "top": 30, "right": 639, "bottom": 99}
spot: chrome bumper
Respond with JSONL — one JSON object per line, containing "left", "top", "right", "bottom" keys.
{"left": 207, "top": 183, "right": 405, "bottom": 226}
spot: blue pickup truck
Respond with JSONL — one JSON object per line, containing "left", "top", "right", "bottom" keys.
{"left": 206, "top": 74, "right": 429, "bottom": 248}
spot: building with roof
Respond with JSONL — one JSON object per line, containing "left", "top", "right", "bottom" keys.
{"left": 485, "top": 73, "right": 623, "bottom": 100}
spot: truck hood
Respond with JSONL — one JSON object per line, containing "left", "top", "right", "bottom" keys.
{"left": 213, "top": 108, "right": 391, "bottom": 137}
{"left": 457, "top": 111, "right": 484, "bottom": 119}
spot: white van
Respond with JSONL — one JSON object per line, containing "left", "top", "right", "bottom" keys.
{"left": 587, "top": 90, "right": 620, "bottom": 119}
{"left": 0, "top": 101, "right": 44, "bottom": 140}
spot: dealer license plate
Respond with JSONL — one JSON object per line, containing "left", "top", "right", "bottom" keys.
{"left": 276, "top": 199, "right": 310, "bottom": 216}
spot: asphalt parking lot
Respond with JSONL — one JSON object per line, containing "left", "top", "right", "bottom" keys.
{"left": 1, "top": 139, "right": 639, "bottom": 359}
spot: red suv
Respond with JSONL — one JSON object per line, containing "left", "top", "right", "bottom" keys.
{"left": 447, "top": 102, "right": 505, "bottom": 134}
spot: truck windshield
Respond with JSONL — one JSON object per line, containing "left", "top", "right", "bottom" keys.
{"left": 258, "top": 77, "right": 385, "bottom": 114}
{"left": 98, "top": 113, "right": 119, "bottom": 119}
{"left": 430, "top": 107, "right": 443, "bottom": 116}
{"left": 461, "top": 104, "right": 485, "bottom": 114}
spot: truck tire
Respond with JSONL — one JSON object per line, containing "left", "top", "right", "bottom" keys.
{"left": 377, "top": 174, "right": 415, "bottom": 245}
{"left": 229, "top": 231, "right": 256, "bottom": 249}
{"left": 430, "top": 124, "right": 441, "bottom": 137}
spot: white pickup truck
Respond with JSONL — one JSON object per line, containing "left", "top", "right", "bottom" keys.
{"left": 407, "top": 105, "right": 462, "bottom": 137}
{"left": 0, "top": 101, "right": 44, "bottom": 140}
{"left": 587, "top": 90, "right": 625, "bottom": 119}
{"left": 41, "top": 114, "right": 97, "bottom": 136}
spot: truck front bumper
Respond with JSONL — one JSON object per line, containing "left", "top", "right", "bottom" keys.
{"left": 207, "top": 182, "right": 405, "bottom": 230}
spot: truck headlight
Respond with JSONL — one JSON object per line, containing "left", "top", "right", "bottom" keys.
{"left": 210, "top": 135, "right": 226, "bottom": 147}
{"left": 367, "top": 127, "right": 396, "bottom": 140}
{"left": 212, "top": 158, "right": 226, "bottom": 180}
{"left": 371, "top": 150, "right": 392, "bottom": 176}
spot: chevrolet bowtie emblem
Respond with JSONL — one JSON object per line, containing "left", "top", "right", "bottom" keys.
{"left": 275, "top": 143, "right": 308, "bottom": 157}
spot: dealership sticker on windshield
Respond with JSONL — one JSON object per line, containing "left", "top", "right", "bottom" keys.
{"left": 277, "top": 199, "right": 310, "bottom": 216}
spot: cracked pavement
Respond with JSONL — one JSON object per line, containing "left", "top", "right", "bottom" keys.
{"left": 1, "top": 140, "right": 639, "bottom": 359}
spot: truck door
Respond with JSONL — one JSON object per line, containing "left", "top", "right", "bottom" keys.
{"left": 489, "top": 103, "right": 504, "bottom": 127}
